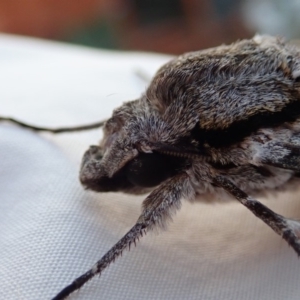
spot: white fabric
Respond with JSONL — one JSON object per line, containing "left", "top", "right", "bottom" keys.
{"left": 1, "top": 34, "right": 300, "bottom": 300}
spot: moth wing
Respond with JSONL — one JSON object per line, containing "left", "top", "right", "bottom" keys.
{"left": 146, "top": 36, "right": 300, "bottom": 136}
{"left": 261, "top": 142, "right": 300, "bottom": 172}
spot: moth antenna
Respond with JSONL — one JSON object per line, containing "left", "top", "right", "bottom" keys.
{"left": 51, "top": 173, "right": 190, "bottom": 300}
{"left": 214, "top": 176, "right": 300, "bottom": 256}
{"left": 134, "top": 69, "right": 152, "bottom": 84}
{"left": 0, "top": 116, "right": 106, "bottom": 133}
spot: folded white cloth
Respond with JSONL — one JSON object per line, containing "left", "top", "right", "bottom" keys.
{"left": 1, "top": 34, "right": 300, "bottom": 300}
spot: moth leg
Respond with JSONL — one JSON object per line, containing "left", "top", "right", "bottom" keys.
{"left": 213, "top": 176, "right": 300, "bottom": 256}
{"left": 51, "top": 172, "right": 191, "bottom": 300}
{"left": 0, "top": 116, "right": 105, "bottom": 133}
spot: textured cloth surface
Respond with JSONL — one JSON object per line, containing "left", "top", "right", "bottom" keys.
{"left": 1, "top": 34, "right": 300, "bottom": 300}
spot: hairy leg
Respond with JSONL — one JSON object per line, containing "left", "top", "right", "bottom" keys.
{"left": 213, "top": 175, "right": 300, "bottom": 256}
{"left": 51, "top": 172, "right": 191, "bottom": 300}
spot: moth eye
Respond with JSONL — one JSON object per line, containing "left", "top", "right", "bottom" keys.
{"left": 125, "top": 152, "right": 186, "bottom": 188}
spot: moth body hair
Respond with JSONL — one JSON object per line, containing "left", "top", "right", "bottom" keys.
{"left": 2, "top": 35, "right": 300, "bottom": 300}
{"left": 55, "top": 35, "right": 300, "bottom": 299}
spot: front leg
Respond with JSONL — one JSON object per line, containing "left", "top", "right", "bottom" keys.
{"left": 52, "top": 172, "right": 193, "bottom": 300}
{"left": 213, "top": 176, "right": 300, "bottom": 256}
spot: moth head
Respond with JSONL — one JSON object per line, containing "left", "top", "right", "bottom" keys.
{"left": 79, "top": 101, "right": 188, "bottom": 194}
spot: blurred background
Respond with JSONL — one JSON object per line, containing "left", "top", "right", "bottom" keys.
{"left": 0, "top": 0, "right": 300, "bottom": 54}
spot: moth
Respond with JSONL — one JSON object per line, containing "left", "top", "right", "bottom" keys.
{"left": 2, "top": 35, "right": 300, "bottom": 300}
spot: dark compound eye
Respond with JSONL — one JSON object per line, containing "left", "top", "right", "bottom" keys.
{"left": 125, "top": 152, "right": 187, "bottom": 188}
{"left": 81, "top": 147, "right": 189, "bottom": 192}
